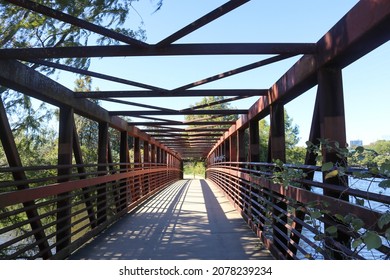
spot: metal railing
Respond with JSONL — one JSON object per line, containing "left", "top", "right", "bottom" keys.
{"left": 207, "top": 162, "right": 390, "bottom": 260}
{"left": 0, "top": 162, "right": 181, "bottom": 259}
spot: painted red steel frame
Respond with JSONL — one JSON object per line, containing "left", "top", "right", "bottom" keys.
{"left": 0, "top": 59, "right": 180, "bottom": 161}
{"left": 207, "top": 0, "right": 390, "bottom": 158}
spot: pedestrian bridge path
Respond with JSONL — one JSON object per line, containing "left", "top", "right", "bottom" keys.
{"left": 69, "top": 179, "right": 273, "bottom": 260}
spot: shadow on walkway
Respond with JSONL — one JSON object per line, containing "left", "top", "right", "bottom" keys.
{"left": 69, "top": 179, "right": 272, "bottom": 260}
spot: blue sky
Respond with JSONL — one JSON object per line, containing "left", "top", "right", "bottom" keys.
{"left": 56, "top": 0, "right": 389, "bottom": 146}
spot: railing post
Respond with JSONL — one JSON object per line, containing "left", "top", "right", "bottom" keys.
{"left": 161, "top": 149, "right": 165, "bottom": 166}
{"left": 143, "top": 140, "right": 150, "bottom": 195}
{"left": 224, "top": 137, "right": 230, "bottom": 162}
{"left": 230, "top": 133, "right": 238, "bottom": 162}
{"left": 238, "top": 128, "right": 246, "bottom": 162}
{"left": 97, "top": 122, "right": 109, "bottom": 225}
{"left": 134, "top": 137, "right": 140, "bottom": 164}
{"left": 157, "top": 147, "right": 161, "bottom": 165}
{"left": 134, "top": 137, "right": 141, "bottom": 198}
{"left": 56, "top": 106, "right": 74, "bottom": 254}
{"left": 119, "top": 131, "right": 130, "bottom": 210}
{"left": 269, "top": 103, "right": 289, "bottom": 257}
{"left": 143, "top": 141, "right": 149, "bottom": 164}
{"left": 151, "top": 144, "right": 156, "bottom": 164}
{"left": 0, "top": 99, "right": 52, "bottom": 259}
{"left": 249, "top": 120, "right": 260, "bottom": 162}
{"left": 318, "top": 67, "right": 350, "bottom": 259}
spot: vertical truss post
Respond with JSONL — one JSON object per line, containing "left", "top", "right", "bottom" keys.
{"left": 224, "top": 138, "right": 230, "bottom": 162}
{"left": 318, "top": 67, "right": 350, "bottom": 259}
{"left": 157, "top": 147, "right": 162, "bottom": 165}
{"left": 230, "top": 133, "right": 238, "bottom": 162}
{"left": 151, "top": 144, "right": 156, "bottom": 164}
{"left": 0, "top": 99, "right": 52, "bottom": 259}
{"left": 163, "top": 148, "right": 166, "bottom": 165}
{"left": 143, "top": 140, "right": 150, "bottom": 194}
{"left": 249, "top": 120, "right": 260, "bottom": 162}
{"left": 249, "top": 119, "right": 263, "bottom": 230}
{"left": 56, "top": 106, "right": 74, "bottom": 254}
{"left": 134, "top": 137, "right": 140, "bottom": 164}
{"left": 97, "top": 122, "right": 109, "bottom": 225}
{"left": 120, "top": 131, "right": 130, "bottom": 210}
{"left": 133, "top": 137, "right": 141, "bottom": 198}
{"left": 238, "top": 128, "right": 246, "bottom": 162}
{"left": 143, "top": 141, "right": 150, "bottom": 164}
{"left": 73, "top": 124, "right": 97, "bottom": 227}
{"left": 166, "top": 152, "right": 170, "bottom": 182}
{"left": 269, "top": 103, "right": 288, "bottom": 257}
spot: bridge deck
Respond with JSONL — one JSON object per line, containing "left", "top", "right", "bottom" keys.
{"left": 69, "top": 179, "right": 273, "bottom": 260}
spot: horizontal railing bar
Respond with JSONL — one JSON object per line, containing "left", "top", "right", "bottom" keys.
{"left": 0, "top": 168, "right": 181, "bottom": 207}
{"left": 210, "top": 171, "right": 330, "bottom": 259}
{"left": 207, "top": 164, "right": 389, "bottom": 259}
{"left": 208, "top": 164, "right": 390, "bottom": 206}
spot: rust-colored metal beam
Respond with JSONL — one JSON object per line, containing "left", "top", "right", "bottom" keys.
{"left": 181, "top": 96, "right": 251, "bottom": 112}
{"left": 208, "top": 0, "right": 390, "bottom": 158}
{"left": 109, "top": 109, "right": 247, "bottom": 116}
{"left": 161, "top": 140, "right": 218, "bottom": 144}
{"left": 131, "top": 115, "right": 183, "bottom": 124}
{"left": 0, "top": 167, "right": 180, "bottom": 208}
{"left": 56, "top": 106, "right": 74, "bottom": 254}
{"left": 317, "top": 67, "right": 350, "bottom": 259}
{"left": 97, "top": 122, "right": 109, "bottom": 225}
{"left": 268, "top": 103, "right": 288, "bottom": 257}
{"left": 28, "top": 59, "right": 166, "bottom": 91}
{"left": 151, "top": 133, "right": 222, "bottom": 137}
{"left": 4, "top": 0, "right": 148, "bottom": 48}
{"left": 129, "top": 121, "right": 235, "bottom": 126}
{"left": 75, "top": 89, "right": 266, "bottom": 98}
{"left": 0, "top": 59, "right": 179, "bottom": 159}
{"left": 185, "top": 126, "right": 228, "bottom": 131}
{"left": 102, "top": 98, "right": 177, "bottom": 113}
{"left": 157, "top": 0, "right": 251, "bottom": 46}
{"left": 0, "top": 98, "right": 52, "bottom": 259}
{"left": 0, "top": 43, "right": 317, "bottom": 59}
{"left": 143, "top": 128, "right": 227, "bottom": 133}
{"left": 174, "top": 54, "right": 296, "bottom": 91}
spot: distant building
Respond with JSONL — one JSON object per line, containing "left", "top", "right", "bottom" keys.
{"left": 350, "top": 139, "right": 363, "bottom": 148}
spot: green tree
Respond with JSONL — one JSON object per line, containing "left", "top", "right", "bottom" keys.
{"left": 185, "top": 96, "right": 238, "bottom": 126}
{"left": 257, "top": 110, "right": 301, "bottom": 163}
{"left": 73, "top": 76, "right": 100, "bottom": 163}
{"left": 0, "top": 0, "right": 151, "bottom": 158}
{"left": 367, "top": 140, "right": 390, "bottom": 155}
{"left": 184, "top": 161, "right": 205, "bottom": 179}
{"left": 350, "top": 140, "right": 390, "bottom": 167}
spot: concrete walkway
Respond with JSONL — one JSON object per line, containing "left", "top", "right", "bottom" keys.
{"left": 69, "top": 179, "right": 273, "bottom": 260}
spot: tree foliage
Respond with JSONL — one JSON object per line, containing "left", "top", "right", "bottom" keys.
{"left": 73, "top": 76, "right": 100, "bottom": 163}
{"left": 0, "top": 0, "right": 160, "bottom": 166}
{"left": 0, "top": 0, "right": 151, "bottom": 154}
{"left": 184, "top": 161, "right": 205, "bottom": 179}
{"left": 257, "top": 110, "right": 302, "bottom": 163}
{"left": 185, "top": 96, "right": 238, "bottom": 125}
{"left": 349, "top": 140, "right": 390, "bottom": 167}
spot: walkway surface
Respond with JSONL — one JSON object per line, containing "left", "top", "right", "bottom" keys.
{"left": 69, "top": 179, "right": 273, "bottom": 260}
